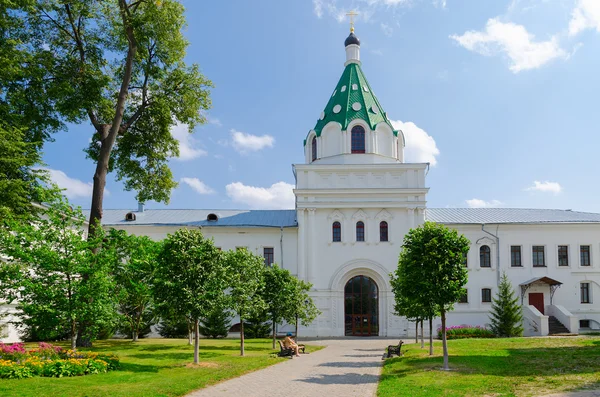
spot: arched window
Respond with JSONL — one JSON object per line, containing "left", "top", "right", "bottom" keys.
{"left": 356, "top": 221, "right": 365, "bottom": 242}
{"left": 351, "top": 125, "right": 366, "bottom": 153}
{"left": 379, "top": 221, "right": 388, "bottom": 242}
{"left": 480, "top": 245, "right": 491, "bottom": 268}
{"left": 332, "top": 221, "right": 341, "bottom": 242}
{"left": 311, "top": 136, "right": 317, "bottom": 161}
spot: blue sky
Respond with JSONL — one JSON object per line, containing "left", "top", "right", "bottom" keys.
{"left": 43, "top": 0, "right": 600, "bottom": 213}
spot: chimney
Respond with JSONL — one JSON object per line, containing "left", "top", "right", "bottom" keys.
{"left": 138, "top": 202, "right": 145, "bottom": 213}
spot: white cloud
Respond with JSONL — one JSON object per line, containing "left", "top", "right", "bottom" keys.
{"left": 390, "top": 120, "right": 440, "bottom": 166}
{"left": 450, "top": 18, "right": 568, "bottom": 73}
{"left": 526, "top": 180, "right": 562, "bottom": 194}
{"left": 45, "top": 168, "right": 108, "bottom": 199}
{"left": 171, "top": 122, "right": 207, "bottom": 161}
{"left": 230, "top": 129, "right": 275, "bottom": 154}
{"left": 312, "top": 0, "right": 412, "bottom": 23}
{"left": 380, "top": 23, "right": 393, "bottom": 37}
{"left": 313, "top": 0, "right": 324, "bottom": 18}
{"left": 207, "top": 116, "right": 222, "bottom": 127}
{"left": 466, "top": 199, "right": 503, "bottom": 208}
{"left": 569, "top": 0, "right": 600, "bottom": 36}
{"left": 180, "top": 177, "right": 215, "bottom": 195}
{"left": 371, "top": 49, "right": 384, "bottom": 56}
{"left": 225, "top": 181, "right": 295, "bottom": 210}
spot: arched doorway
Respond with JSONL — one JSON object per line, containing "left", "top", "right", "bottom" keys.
{"left": 344, "top": 275, "right": 379, "bottom": 336}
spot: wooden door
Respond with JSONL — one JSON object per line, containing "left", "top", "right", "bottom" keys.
{"left": 529, "top": 293, "right": 545, "bottom": 314}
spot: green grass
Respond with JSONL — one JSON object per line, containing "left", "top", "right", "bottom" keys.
{"left": 378, "top": 336, "right": 600, "bottom": 397}
{"left": 0, "top": 338, "right": 322, "bottom": 397}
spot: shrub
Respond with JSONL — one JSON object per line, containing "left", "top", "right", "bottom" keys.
{"left": 0, "top": 342, "right": 119, "bottom": 379}
{"left": 437, "top": 325, "right": 495, "bottom": 339}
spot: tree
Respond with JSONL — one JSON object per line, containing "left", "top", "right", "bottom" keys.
{"left": 199, "top": 306, "right": 231, "bottom": 339}
{"left": 157, "top": 314, "right": 189, "bottom": 339}
{"left": 223, "top": 248, "right": 266, "bottom": 356}
{"left": 4, "top": 1, "right": 213, "bottom": 237}
{"left": 154, "top": 229, "right": 226, "bottom": 364}
{"left": 262, "top": 265, "right": 299, "bottom": 349}
{"left": 289, "top": 278, "right": 320, "bottom": 342}
{"left": 392, "top": 221, "right": 469, "bottom": 370}
{"left": 105, "top": 229, "right": 161, "bottom": 342}
{"left": 0, "top": 125, "right": 54, "bottom": 220}
{"left": 0, "top": 199, "right": 116, "bottom": 349}
{"left": 489, "top": 272, "right": 523, "bottom": 337}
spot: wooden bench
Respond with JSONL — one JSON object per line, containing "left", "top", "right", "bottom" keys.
{"left": 384, "top": 340, "right": 404, "bottom": 359}
{"left": 277, "top": 340, "right": 306, "bottom": 358}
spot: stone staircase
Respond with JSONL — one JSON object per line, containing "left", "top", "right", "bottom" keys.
{"left": 548, "top": 316, "right": 575, "bottom": 335}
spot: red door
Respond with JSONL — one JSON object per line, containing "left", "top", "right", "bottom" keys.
{"left": 529, "top": 293, "right": 545, "bottom": 314}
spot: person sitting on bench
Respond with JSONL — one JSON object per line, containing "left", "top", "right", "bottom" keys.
{"left": 283, "top": 333, "right": 301, "bottom": 357}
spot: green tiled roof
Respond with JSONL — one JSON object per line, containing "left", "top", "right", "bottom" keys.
{"left": 307, "top": 62, "right": 397, "bottom": 143}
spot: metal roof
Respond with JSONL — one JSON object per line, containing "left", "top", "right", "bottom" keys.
{"left": 425, "top": 208, "right": 600, "bottom": 224}
{"left": 82, "top": 209, "right": 297, "bottom": 228}
{"left": 519, "top": 276, "right": 563, "bottom": 287}
{"left": 83, "top": 208, "right": 600, "bottom": 228}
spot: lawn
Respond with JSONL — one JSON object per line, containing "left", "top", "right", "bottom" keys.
{"left": 0, "top": 338, "right": 321, "bottom": 397}
{"left": 378, "top": 336, "right": 600, "bottom": 397}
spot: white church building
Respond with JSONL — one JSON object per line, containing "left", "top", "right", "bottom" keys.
{"left": 3, "top": 30, "right": 600, "bottom": 341}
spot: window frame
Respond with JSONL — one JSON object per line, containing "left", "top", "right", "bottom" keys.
{"left": 311, "top": 135, "right": 317, "bottom": 162}
{"left": 332, "top": 221, "right": 342, "bottom": 242}
{"left": 355, "top": 221, "right": 365, "bottom": 242}
{"left": 351, "top": 125, "right": 366, "bottom": 154}
{"left": 510, "top": 245, "right": 522, "bottom": 267}
{"left": 479, "top": 245, "right": 491, "bottom": 268}
{"left": 580, "top": 245, "right": 591, "bottom": 267}
{"left": 263, "top": 247, "right": 274, "bottom": 267}
{"left": 481, "top": 288, "right": 492, "bottom": 303}
{"left": 581, "top": 282, "right": 591, "bottom": 304}
{"left": 532, "top": 245, "right": 546, "bottom": 267}
{"left": 580, "top": 319, "right": 590, "bottom": 328}
{"left": 379, "top": 221, "right": 389, "bottom": 242}
{"left": 558, "top": 245, "right": 569, "bottom": 267}
{"left": 458, "top": 289, "right": 468, "bottom": 303}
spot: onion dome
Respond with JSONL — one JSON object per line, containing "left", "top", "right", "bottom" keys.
{"left": 344, "top": 32, "right": 360, "bottom": 47}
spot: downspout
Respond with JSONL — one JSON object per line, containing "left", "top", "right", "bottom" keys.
{"left": 481, "top": 224, "right": 501, "bottom": 286}
{"left": 280, "top": 226, "right": 284, "bottom": 268}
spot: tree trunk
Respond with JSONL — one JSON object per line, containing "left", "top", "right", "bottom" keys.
{"left": 420, "top": 319, "right": 424, "bottom": 348}
{"left": 193, "top": 318, "right": 199, "bottom": 364}
{"left": 188, "top": 319, "right": 193, "bottom": 345}
{"left": 415, "top": 320, "right": 418, "bottom": 343}
{"left": 272, "top": 316, "right": 276, "bottom": 350}
{"left": 441, "top": 310, "right": 449, "bottom": 370}
{"left": 240, "top": 317, "right": 245, "bottom": 357}
{"left": 71, "top": 320, "right": 77, "bottom": 351}
{"left": 132, "top": 330, "right": 138, "bottom": 342}
{"left": 429, "top": 317, "right": 433, "bottom": 356}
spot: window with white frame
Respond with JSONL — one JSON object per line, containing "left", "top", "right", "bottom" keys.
{"left": 532, "top": 246, "right": 545, "bottom": 267}
{"left": 481, "top": 288, "right": 492, "bottom": 303}
{"left": 510, "top": 246, "right": 522, "bottom": 267}
{"left": 558, "top": 245, "right": 569, "bottom": 267}
{"left": 480, "top": 245, "right": 491, "bottom": 268}
{"left": 581, "top": 282, "right": 591, "bottom": 304}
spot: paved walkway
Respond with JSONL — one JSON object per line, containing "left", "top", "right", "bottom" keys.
{"left": 186, "top": 338, "right": 400, "bottom": 397}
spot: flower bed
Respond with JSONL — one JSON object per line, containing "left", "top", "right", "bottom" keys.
{"left": 437, "top": 325, "right": 495, "bottom": 339}
{"left": 0, "top": 342, "right": 119, "bottom": 379}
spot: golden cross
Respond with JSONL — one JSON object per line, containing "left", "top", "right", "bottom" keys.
{"left": 346, "top": 10, "right": 358, "bottom": 33}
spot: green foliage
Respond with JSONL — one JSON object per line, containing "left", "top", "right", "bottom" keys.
{"left": 0, "top": 198, "right": 118, "bottom": 346}
{"left": 0, "top": 125, "right": 55, "bottom": 220}
{"left": 243, "top": 311, "right": 271, "bottom": 339}
{"left": 199, "top": 307, "right": 231, "bottom": 339}
{"left": 157, "top": 315, "right": 189, "bottom": 339}
{"left": 222, "top": 248, "right": 266, "bottom": 354}
{"left": 436, "top": 325, "right": 495, "bottom": 339}
{"left": 489, "top": 273, "right": 524, "bottom": 337}
{"left": 3, "top": 1, "right": 213, "bottom": 210}
{"left": 154, "top": 229, "right": 226, "bottom": 362}
{"left": 104, "top": 230, "right": 161, "bottom": 341}
{"left": 391, "top": 221, "right": 470, "bottom": 369}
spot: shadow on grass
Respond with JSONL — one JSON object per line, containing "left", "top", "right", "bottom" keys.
{"left": 118, "top": 362, "right": 161, "bottom": 373}
{"left": 382, "top": 344, "right": 600, "bottom": 379}
{"left": 128, "top": 352, "right": 222, "bottom": 361}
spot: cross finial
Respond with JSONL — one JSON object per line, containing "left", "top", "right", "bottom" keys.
{"left": 346, "top": 10, "right": 358, "bottom": 33}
